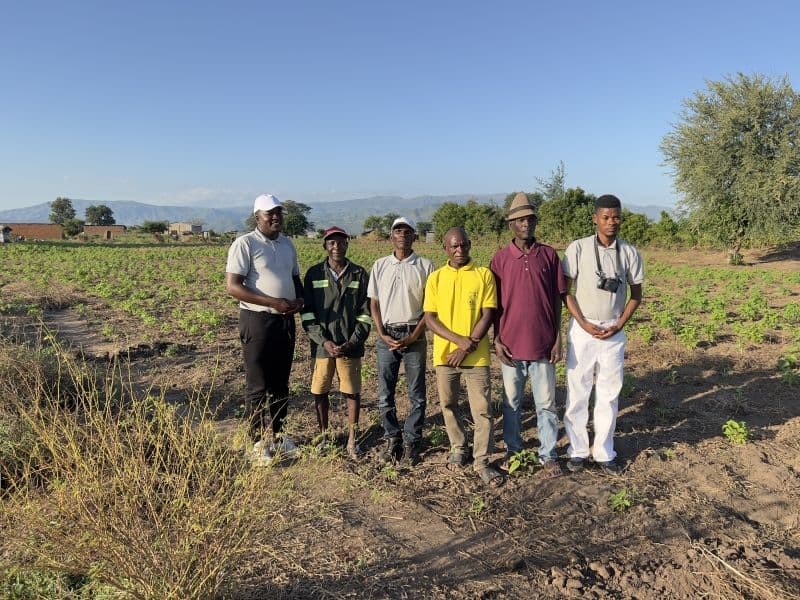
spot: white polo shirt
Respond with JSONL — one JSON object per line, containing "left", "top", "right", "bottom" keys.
{"left": 367, "top": 251, "right": 434, "bottom": 326}
{"left": 225, "top": 229, "right": 300, "bottom": 313}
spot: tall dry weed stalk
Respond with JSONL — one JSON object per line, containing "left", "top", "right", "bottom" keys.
{"left": 1, "top": 338, "right": 291, "bottom": 600}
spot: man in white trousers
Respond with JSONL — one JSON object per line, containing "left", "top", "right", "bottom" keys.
{"left": 561, "top": 194, "right": 643, "bottom": 474}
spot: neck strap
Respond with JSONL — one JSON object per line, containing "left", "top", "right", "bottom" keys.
{"left": 594, "top": 235, "right": 621, "bottom": 277}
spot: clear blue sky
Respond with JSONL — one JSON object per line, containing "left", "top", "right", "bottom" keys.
{"left": 1, "top": 0, "right": 798, "bottom": 210}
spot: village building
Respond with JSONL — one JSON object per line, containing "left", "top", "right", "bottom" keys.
{"left": 1, "top": 223, "right": 64, "bottom": 241}
{"left": 169, "top": 222, "right": 203, "bottom": 236}
{"left": 83, "top": 224, "right": 127, "bottom": 240}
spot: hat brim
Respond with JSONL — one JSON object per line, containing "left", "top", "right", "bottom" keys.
{"left": 507, "top": 207, "right": 537, "bottom": 220}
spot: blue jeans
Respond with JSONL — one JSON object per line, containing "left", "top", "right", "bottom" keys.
{"left": 376, "top": 336, "right": 427, "bottom": 444}
{"left": 500, "top": 359, "right": 558, "bottom": 462}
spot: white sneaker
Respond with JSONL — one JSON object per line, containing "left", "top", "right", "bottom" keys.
{"left": 273, "top": 435, "right": 299, "bottom": 458}
{"left": 249, "top": 440, "right": 274, "bottom": 467}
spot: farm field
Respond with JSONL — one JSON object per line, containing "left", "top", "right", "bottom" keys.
{"left": 1, "top": 236, "right": 799, "bottom": 599}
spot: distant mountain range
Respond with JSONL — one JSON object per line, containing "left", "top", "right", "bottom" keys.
{"left": 0, "top": 195, "right": 670, "bottom": 234}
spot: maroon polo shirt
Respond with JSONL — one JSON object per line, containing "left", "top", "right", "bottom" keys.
{"left": 490, "top": 240, "right": 566, "bottom": 361}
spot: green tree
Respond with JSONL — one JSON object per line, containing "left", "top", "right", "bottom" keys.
{"left": 49, "top": 197, "right": 76, "bottom": 224}
{"left": 362, "top": 213, "right": 399, "bottom": 236}
{"left": 464, "top": 200, "right": 505, "bottom": 237}
{"left": 620, "top": 210, "right": 651, "bottom": 246}
{"left": 282, "top": 200, "right": 314, "bottom": 237}
{"left": 85, "top": 204, "right": 116, "bottom": 225}
{"left": 535, "top": 160, "right": 567, "bottom": 202}
{"left": 141, "top": 220, "right": 169, "bottom": 234}
{"left": 431, "top": 202, "right": 468, "bottom": 241}
{"left": 661, "top": 73, "right": 800, "bottom": 260}
{"left": 63, "top": 218, "right": 85, "bottom": 237}
{"left": 536, "top": 187, "right": 596, "bottom": 244}
{"left": 649, "top": 211, "right": 680, "bottom": 247}
{"left": 416, "top": 221, "right": 433, "bottom": 236}
{"left": 363, "top": 215, "right": 383, "bottom": 233}
{"left": 245, "top": 201, "right": 313, "bottom": 236}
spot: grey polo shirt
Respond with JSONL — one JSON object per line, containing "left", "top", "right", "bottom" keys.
{"left": 225, "top": 229, "right": 300, "bottom": 314}
{"left": 367, "top": 251, "right": 434, "bottom": 326}
{"left": 562, "top": 235, "right": 644, "bottom": 321}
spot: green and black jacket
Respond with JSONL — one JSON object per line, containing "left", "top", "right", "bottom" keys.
{"left": 301, "top": 260, "right": 372, "bottom": 358}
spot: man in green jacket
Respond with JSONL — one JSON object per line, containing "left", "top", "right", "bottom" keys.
{"left": 301, "top": 226, "right": 372, "bottom": 458}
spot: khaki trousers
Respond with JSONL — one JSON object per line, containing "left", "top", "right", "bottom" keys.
{"left": 435, "top": 365, "right": 493, "bottom": 470}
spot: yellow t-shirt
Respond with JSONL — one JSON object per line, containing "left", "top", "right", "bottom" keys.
{"left": 423, "top": 261, "right": 497, "bottom": 367}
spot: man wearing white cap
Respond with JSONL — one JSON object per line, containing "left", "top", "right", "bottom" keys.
{"left": 225, "top": 194, "right": 304, "bottom": 465}
{"left": 368, "top": 217, "right": 434, "bottom": 466}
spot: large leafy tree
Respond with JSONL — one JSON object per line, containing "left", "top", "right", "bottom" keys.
{"left": 282, "top": 200, "right": 314, "bottom": 237}
{"left": 661, "top": 73, "right": 800, "bottom": 259}
{"left": 85, "top": 204, "right": 116, "bottom": 225}
{"left": 49, "top": 197, "right": 76, "bottom": 224}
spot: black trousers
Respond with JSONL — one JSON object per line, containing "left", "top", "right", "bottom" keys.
{"left": 239, "top": 309, "right": 296, "bottom": 441}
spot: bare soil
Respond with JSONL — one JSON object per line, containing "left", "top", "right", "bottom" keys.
{"left": 2, "top": 246, "right": 799, "bottom": 599}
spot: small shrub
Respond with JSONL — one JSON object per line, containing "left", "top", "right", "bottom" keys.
{"left": 607, "top": 488, "right": 641, "bottom": 512}
{"left": 427, "top": 426, "right": 448, "bottom": 447}
{"left": 468, "top": 495, "right": 486, "bottom": 517}
{"left": 722, "top": 419, "right": 750, "bottom": 445}
{"left": 621, "top": 373, "right": 636, "bottom": 398}
{"left": 777, "top": 355, "right": 799, "bottom": 385}
{"left": 506, "top": 449, "right": 538, "bottom": 476}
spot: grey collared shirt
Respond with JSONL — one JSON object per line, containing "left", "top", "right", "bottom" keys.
{"left": 562, "top": 235, "right": 644, "bottom": 321}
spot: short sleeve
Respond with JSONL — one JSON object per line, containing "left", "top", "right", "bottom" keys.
{"left": 562, "top": 241, "right": 579, "bottom": 279}
{"left": 225, "top": 236, "right": 250, "bottom": 276}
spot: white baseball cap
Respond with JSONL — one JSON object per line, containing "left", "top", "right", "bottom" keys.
{"left": 391, "top": 216, "right": 417, "bottom": 232}
{"left": 253, "top": 194, "right": 283, "bottom": 214}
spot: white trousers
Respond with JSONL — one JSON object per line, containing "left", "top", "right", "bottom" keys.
{"left": 564, "top": 318, "right": 626, "bottom": 462}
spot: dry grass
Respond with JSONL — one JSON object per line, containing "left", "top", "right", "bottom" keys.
{"left": 0, "top": 338, "right": 297, "bottom": 600}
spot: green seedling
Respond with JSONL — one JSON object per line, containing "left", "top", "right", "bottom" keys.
{"left": 621, "top": 373, "right": 636, "bottom": 398}
{"left": 607, "top": 488, "right": 641, "bottom": 512}
{"left": 427, "top": 426, "right": 448, "bottom": 447}
{"left": 777, "top": 355, "right": 799, "bottom": 385}
{"left": 506, "top": 449, "right": 538, "bottom": 475}
{"left": 382, "top": 464, "right": 399, "bottom": 481}
{"left": 468, "top": 495, "right": 486, "bottom": 517}
{"left": 722, "top": 419, "right": 750, "bottom": 445}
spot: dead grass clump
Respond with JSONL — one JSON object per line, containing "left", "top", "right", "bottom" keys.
{"left": 1, "top": 344, "right": 293, "bottom": 600}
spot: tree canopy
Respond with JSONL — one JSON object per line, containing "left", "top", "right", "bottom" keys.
{"left": 362, "top": 213, "right": 400, "bottom": 237}
{"left": 49, "top": 197, "right": 76, "bottom": 225}
{"left": 661, "top": 73, "right": 800, "bottom": 257}
{"left": 62, "top": 218, "right": 85, "bottom": 237}
{"left": 244, "top": 200, "right": 313, "bottom": 236}
{"left": 85, "top": 204, "right": 116, "bottom": 225}
{"left": 141, "top": 221, "right": 169, "bottom": 234}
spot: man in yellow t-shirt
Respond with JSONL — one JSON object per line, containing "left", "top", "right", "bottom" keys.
{"left": 423, "top": 228, "right": 504, "bottom": 488}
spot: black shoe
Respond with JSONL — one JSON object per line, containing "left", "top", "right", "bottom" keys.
{"left": 377, "top": 438, "right": 401, "bottom": 465}
{"left": 566, "top": 457, "right": 586, "bottom": 473}
{"left": 401, "top": 443, "right": 419, "bottom": 466}
{"left": 597, "top": 460, "right": 621, "bottom": 475}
